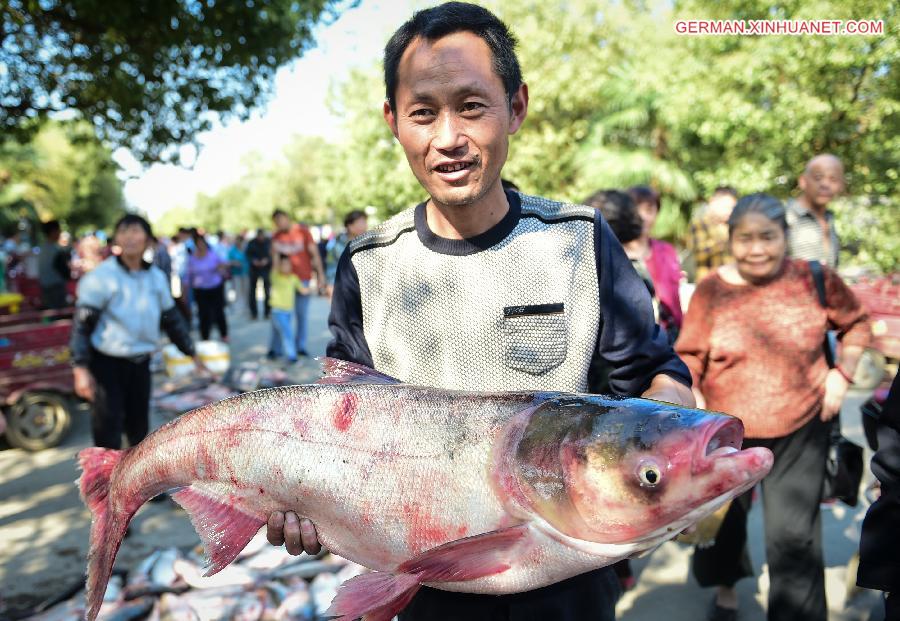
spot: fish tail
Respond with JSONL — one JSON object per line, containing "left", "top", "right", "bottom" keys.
{"left": 77, "top": 447, "right": 129, "bottom": 621}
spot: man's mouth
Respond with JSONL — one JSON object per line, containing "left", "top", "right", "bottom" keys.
{"left": 433, "top": 161, "right": 476, "bottom": 174}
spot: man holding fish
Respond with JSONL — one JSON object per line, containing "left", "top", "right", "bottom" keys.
{"left": 76, "top": 4, "right": 775, "bottom": 621}
{"left": 268, "top": 2, "right": 697, "bottom": 619}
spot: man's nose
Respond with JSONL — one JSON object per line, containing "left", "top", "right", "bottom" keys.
{"left": 433, "top": 112, "right": 466, "bottom": 152}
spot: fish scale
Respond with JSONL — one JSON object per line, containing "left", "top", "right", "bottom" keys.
{"left": 78, "top": 359, "right": 773, "bottom": 621}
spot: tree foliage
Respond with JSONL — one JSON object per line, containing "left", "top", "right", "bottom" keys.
{"left": 164, "top": 0, "right": 899, "bottom": 272}
{"left": 1, "top": 0, "right": 355, "bottom": 163}
{"left": 0, "top": 121, "right": 124, "bottom": 232}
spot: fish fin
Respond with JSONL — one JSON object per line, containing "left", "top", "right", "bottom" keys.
{"left": 325, "top": 526, "right": 529, "bottom": 620}
{"left": 169, "top": 487, "right": 266, "bottom": 576}
{"left": 398, "top": 524, "right": 530, "bottom": 581}
{"left": 77, "top": 447, "right": 129, "bottom": 621}
{"left": 315, "top": 357, "right": 402, "bottom": 385}
{"left": 325, "top": 572, "right": 420, "bottom": 621}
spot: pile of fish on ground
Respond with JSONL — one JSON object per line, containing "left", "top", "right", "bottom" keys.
{"left": 20, "top": 362, "right": 329, "bottom": 621}
{"left": 152, "top": 362, "right": 292, "bottom": 417}
{"left": 24, "top": 533, "right": 368, "bottom": 621}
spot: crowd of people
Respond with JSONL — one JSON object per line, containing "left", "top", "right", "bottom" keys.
{"left": 1, "top": 207, "right": 371, "bottom": 366}
{"left": 0, "top": 2, "right": 896, "bottom": 621}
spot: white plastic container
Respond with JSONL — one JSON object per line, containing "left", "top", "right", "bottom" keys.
{"left": 163, "top": 344, "right": 194, "bottom": 378}
{"left": 162, "top": 340, "right": 230, "bottom": 377}
{"left": 196, "top": 340, "right": 230, "bottom": 374}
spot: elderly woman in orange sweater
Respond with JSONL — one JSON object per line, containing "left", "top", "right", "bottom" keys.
{"left": 675, "top": 193, "right": 870, "bottom": 621}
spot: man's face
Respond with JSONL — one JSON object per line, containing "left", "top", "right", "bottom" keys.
{"left": 347, "top": 217, "right": 368, "bottom": 237}
{"left": 799, "top": 156, "right": 845, "bottom": 209}
{"left": 635, "top": 201, "right": 658, "bottom": 238}
{"left": 383, "top": 31, "right": 528, "bottom": 209}
{"left": 708, "top": 193, "right": 737, "bottom": 223}
{"left": 273, "top": 214, "right": 291, "bottom": 233}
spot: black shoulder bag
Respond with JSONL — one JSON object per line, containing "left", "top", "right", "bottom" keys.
{"left": 809, "top": 260, "right": 864, "bottom": 507}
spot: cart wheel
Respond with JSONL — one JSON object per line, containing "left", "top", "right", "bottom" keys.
{"left": 853, "top": 349, "right": 887, "bottom": 391}
{"left": 5, "top": 392, "right": 72, "bottom": 451}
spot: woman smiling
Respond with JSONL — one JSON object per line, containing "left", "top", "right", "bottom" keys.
{"left": 675, "top": 193, "right": 870, "bottom": 621}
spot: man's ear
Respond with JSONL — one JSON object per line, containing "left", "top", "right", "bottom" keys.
{"left": 383, "top": 100, "right": 400, "bottom": 139}
{"left": 798, "top": 173, "right": 808, "bottom": 193}
{"left": 508, "top": 83, "right": 529, "bottom": 135}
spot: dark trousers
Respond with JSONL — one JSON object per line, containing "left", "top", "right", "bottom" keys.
{"left": 248, "top": 269, "right": 271, "bottom": 319}
{"left": 886, "top": 593, "right": 899, "bottom": 621}
{"left": 398, "top": 568, "right": 619, "bottom": 621}
{"left": 693, "top": 415, "right": 830, "bottom": 621}
{"left": 194, "top": 284, "right": 228, "bottom": 340}
{"left": 89, "top": 349, "right": 152, "bottom": 449}
{"left": 41, "top": 283, "right": 68, "bottom": 309}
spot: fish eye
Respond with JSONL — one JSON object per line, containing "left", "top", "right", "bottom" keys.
{"left": 637, "top": 460, "right": 663, "bottom": 487}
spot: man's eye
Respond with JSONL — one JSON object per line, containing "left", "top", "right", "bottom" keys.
{"left": 410, "top": 109, "right": 434, "bottom": 118}
{"left": 461, "top": 102, "right": 484, "bottom": 113}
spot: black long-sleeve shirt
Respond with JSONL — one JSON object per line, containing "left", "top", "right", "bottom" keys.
{"left": 858, "top": 371, "right": 900, "bottom": 592}
{"left": 326, "top": 190, "right": 689, "bottom": 396}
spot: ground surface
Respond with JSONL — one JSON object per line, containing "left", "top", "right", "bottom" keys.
{"left": 0, "top": 296, "right": 887, "bottom": 620}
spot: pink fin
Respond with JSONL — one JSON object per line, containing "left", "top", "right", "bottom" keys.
{"left": 398, "top": 524, "right": 529, "bottom": 581}
{"left": 170, "top": 487, "right": 265, "bottom": 576}
{"left": 325, "top": 526, "right": 529, "bottom": 620}
{"left": 78, "top": 447, "right": 130, "bottom": 621}
{"left": 326, "top": 573, "right": 420, "bottom": 621}
{"left": 78, "top": 447, "right": 124, "bottom": 515}
{"left": 316, "top": 357, "right": 402, "bottom": 385}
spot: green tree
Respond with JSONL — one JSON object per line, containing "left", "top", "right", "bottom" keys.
{"left": 1, "top": 0, "right": 355, "bottom": 163}
{"left": 170, "top": 0, "right": 898, "bottom": 271}
{"left": 324, "top": 66, "right": 424, "bottom": 217}
{"left": 0, "top": 121, "right": 124, "bottom": 232}
{"left": 168, "top": 135, "right": 350, "bottom": 233}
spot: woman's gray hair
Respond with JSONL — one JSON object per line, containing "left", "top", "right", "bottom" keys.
{"left": 727, "top": 193, "right": 787, "bottom": 236}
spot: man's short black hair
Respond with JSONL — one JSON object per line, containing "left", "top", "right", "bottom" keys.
{"left": 343, "top": 210, "right": 367, "bottom": 228}
{"left": 42, "top": 220, "right": 61, "bottom": 237}
{"left": 627, "top": 185, "right": 661, "bottom": 210}
{"left": 272, "top": 209, "right": 289, "bottom": 219}
{"left": 712, "top": 185, "right": 739, "bottom": 199}
{"left": 583, "top": 190, "right": 643, "bottom": 244}
{"left": 384, "top": 2, "right": 522, "bottom": 111}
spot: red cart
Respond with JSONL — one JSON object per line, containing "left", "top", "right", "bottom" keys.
{"left": 0, "top": 308, "right": 78, "bottom": 450}
{"left": 849, "top": 274, "right": 900, "bottom": 389}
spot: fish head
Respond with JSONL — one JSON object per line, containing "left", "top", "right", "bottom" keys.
{"left": 513, "top": 396, "right": 773, "bottom": 546}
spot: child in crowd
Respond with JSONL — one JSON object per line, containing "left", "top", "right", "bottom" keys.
{"left": 269, "top": 254, "right": 310, "bottom": 363}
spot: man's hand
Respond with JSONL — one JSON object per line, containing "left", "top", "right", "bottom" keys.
{"left": 821, "top": 368, "right": 850, "bottom": 421}
{"left": 266, "top": 511, "right": 322, "bottom": 556}
{"left": 642, "top": 373, "right": 696, "bottom": 408}
{"left": 73, "top": 366, "right": 95, "bottom": 402}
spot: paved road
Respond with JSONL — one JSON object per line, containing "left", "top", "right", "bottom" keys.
{"left": 0, "top": 296, "right": 887, "bottom": 619}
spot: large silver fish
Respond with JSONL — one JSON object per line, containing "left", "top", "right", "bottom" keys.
{"left": 79, "top": 358, "right": 773, "bottom": 621}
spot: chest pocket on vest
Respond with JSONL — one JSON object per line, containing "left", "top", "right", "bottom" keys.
{"left": 501, "top": 303, "right": 567, "bottom": 375}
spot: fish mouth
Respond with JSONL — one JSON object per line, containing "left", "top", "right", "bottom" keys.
{"left": 694, "top": 415, "right": 774, "bottom": 479}
{"left": 704, "top": 417, "right": 743, "bottom": 456}
{"left": 695, "top": 417, "right": 744, "bottom": 470}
